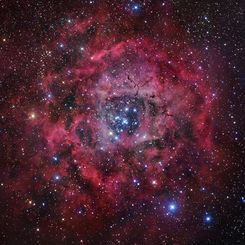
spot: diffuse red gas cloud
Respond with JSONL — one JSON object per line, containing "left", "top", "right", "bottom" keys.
{"left": 2, "top": 6, "right": 221, "bottom": 244}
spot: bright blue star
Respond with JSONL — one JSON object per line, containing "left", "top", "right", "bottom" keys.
{"left": 166, "top": 201, "right": 178, "bottom": 216}
{"left": 52, "top": 154, "right": 60, "bottom": 165}
{"left": 53, "top": 156, "right": 58, "bottom": 161}
{"left": 53, "top": 174, "right": 61, "bottom": 181}
{"left": 169, "top": 203, "right": 176, "bottom": 211}
{"left": 133, "top": 178, "right": 140, "bottom": 187}
{"left": 122, "top": 118, "right": 128, "bottom": 125}
{"left": 204, "top": 213, "right": 212, "bottom": 224}
{"left": 132, "top": 3, "right": 141, "bottom": 12}
{"left": 168, "top": 202, "right": 177, "bottom": 212}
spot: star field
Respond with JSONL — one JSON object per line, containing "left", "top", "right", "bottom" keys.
{"left": 0, "top": 0, "right": 244, "bottom": 244}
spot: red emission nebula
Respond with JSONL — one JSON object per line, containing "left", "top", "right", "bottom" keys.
{"left": 1, "top": 1, "right": 244, "bottom": 245}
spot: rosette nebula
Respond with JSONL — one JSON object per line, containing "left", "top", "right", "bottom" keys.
{"left": 0, "top": 1, "right": 244, "bottom": 244}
